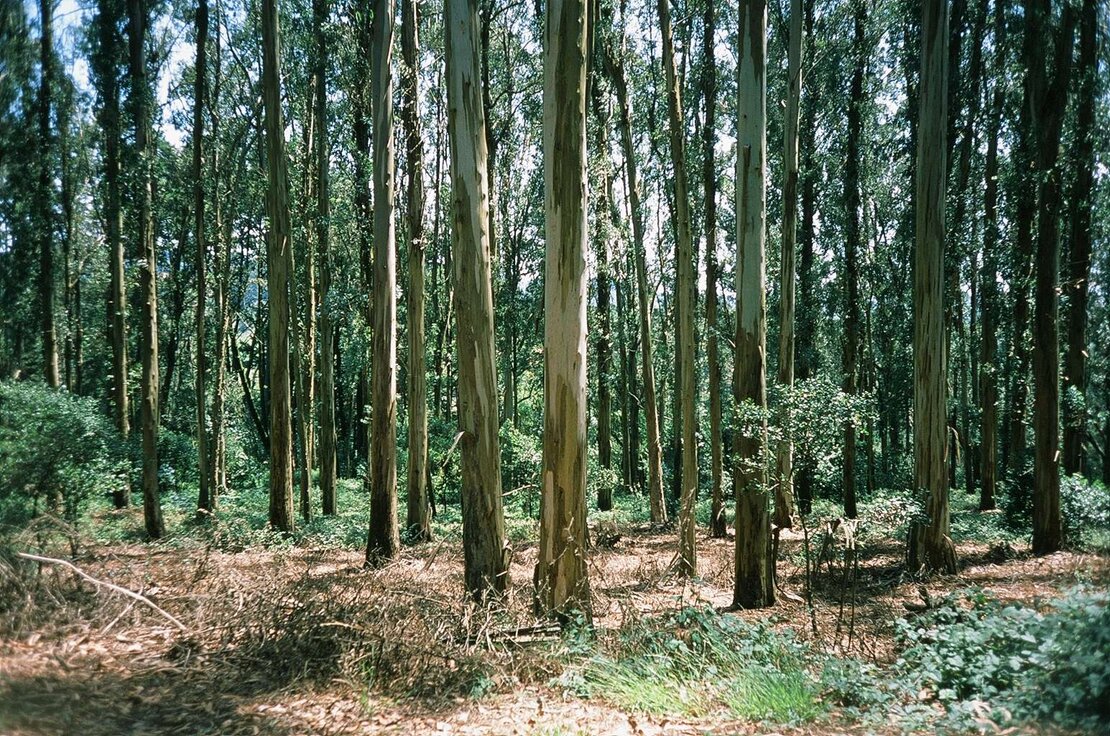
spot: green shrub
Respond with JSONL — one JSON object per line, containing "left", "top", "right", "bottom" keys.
{"left": 894, "top": 587, "right": 1110, "bottom": 731}
{"left": 0, "top": 381, "right": 128, "bottom": 525}
{"left": 1061, "top": 475, "right": 1110, "bottom": 551}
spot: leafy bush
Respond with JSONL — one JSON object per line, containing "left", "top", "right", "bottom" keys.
{"left": 1061, "top": 474, "right": 1110, "bottom": 551}
{"left": 894, "top": 587, "right": 1110, "bottom": 731}
{"left": 0, "top": 381, "right": 128, "bottom": 525}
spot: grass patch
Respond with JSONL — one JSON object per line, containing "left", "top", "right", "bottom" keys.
{"left": 563, "top": 606, "right": 823, "bottom": 725}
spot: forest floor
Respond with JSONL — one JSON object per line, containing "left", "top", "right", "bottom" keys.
{"left": 1, "top": 501, "right": 1107, "bottom": 736}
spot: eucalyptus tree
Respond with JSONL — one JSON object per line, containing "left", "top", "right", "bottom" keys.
{"left": 1028, "top": 0, "right": 1075, "bottom": 555}
{"left": 842, "top": 0, "right": 865, "bottom": 520}
{"left": 446, "top": 0, "right": 509, "bottom": 597}
{"left": 1062, "top": 0, "right": 1097, "bottom": 478}
{"left": 128, "top": 0, "right": 164, "bottom": 538}
{"left": 315, "top": 0, "right": 338, "bottom": 515}
{"left": 775, "top": 0, "right": 803, "bottom": 531}
{"left": 602, "top": 44, "right": 667, "bottom": 524}
{"left": 261, "top": 0, "right": 295, "bottom": 532}
{"left": 403, "top": 0, "right": 431, "bottom": 540}
{"left": 36, "top": 0, "right": 60, "bottom": 390}
{"left": 978, "top": 0, "right": 1006, "bottom": 512}
{"left": 734, "top": 0, "right": 773, "bottom": 610}
{"left": 536, "top": 0, "right": 591, "bottom": 620}
{"left": 193, "top": 0, "right": 211, "bottom": 516}
{"left": 366, "top": 0, "right": 400, "bottom": 563}
{"left": 703, "top": 0, "right": 726, "bottom": 538}
{"left": 656, "top": 0, "right": 697, "bottom": 576}
{"left": 908, "top": 0, "right": 956, "bottom": 574}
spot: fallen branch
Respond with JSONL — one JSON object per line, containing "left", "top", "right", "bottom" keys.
{"left": 17, "top": 551, "right": 189, "bottom": 632}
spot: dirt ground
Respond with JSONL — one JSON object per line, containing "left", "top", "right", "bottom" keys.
{"left": 1, "top": 514, "right": 1106, "bottom": 735}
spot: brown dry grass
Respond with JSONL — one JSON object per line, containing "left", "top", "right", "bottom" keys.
{"left": 0, "top": 511, "right": 1106, "bottom": 736}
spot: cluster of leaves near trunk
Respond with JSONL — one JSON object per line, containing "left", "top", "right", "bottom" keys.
{"left": 562, "top": 606, "right": 822, "bottom": 724}
{"left": 893, "top": 586, "right": 1110, "bottom": 731}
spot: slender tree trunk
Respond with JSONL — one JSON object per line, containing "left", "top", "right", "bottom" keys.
{"left": 656, "top": 0, "right": 697, "bottom": 576}
{"left": 351, "top": 20, "right": 373, "bottom": 469}
{"left": 907, "top": 0, "right": 956, "bottom": 574}
{"left": 842, "top": 0, "right": 865, "bottom": 521}
{"left": 978, "top": 0, "right": 1004, "bottom": 512}
{"left": 193, "top": 0, "right": 211, "bottom": 515}
{"left": 445, "top": 0, "right": 510, "bottom": 596}
{"left": 1062, "top": 0, "right": 1096, "bottom": 478}
{"left": 794, "top": 0, "right": 817, "bottom": 516}
{"left": 734, "top": 0, "right": 773, "bottom": 609}
{"left": 314, "top": 0, "right": 338, "bottom": 515}
{"left": 536, "top": 0, "right": 591, "bottom": 620}
{"left": 703, "top": 0, "right": 725, "bottom": 538}
{"left": 776, "top": 0, "right": 803, "bottom": 530}
{"left": 261, "top": 0, "right": 295, "bottom": 533}
{"left": 294, "top": 100, "right": 316, "bottom": 523}
{"left": 604, "top": 49, "right": 666, "bottom": 524}
{"left": 404, "top": 0, "right": 430, "bottom": 540}
{"left": 37, "top": 0, "right": 60, "bottom": 390}
{"left": 128, "top": 0, "right": 164, "bottom": 539}
{"left": 366, "top": 0, "right": 400, "bottom": 562}
{"left": 1028, "top": 0, "right": 1074, "bottom": 555}
{"left": 590, "top": 88, "right": 615, "bottom": 512}
{"left": 95, "top": 0, "right": 130, "bottom": 508}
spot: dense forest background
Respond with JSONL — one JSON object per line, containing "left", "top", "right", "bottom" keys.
{"left": 1, "top": 0, "right": 1106, "bottom": 550}
{"left": 0, "top": 0, "right": 1109, "bottom": 729}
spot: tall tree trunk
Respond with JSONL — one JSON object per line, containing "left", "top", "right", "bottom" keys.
{"left": 703, "top": 0, "right": 725, "bottom": 538}
{"left": 261, "top": 0, "right": 295, "bottom": 533}
{"left": 1062, "top": 0, "right": 1096, "bottom": 478}
{"left": 657, "top": 0, "right": 697, "bottom": 576}
{"left": 590, "top": 87, "right": 614, "bottom": 512}
{"left": 842, "top": 0, "right": 865, "bottom": 521}
{"left": 404, "top": 0, "right": 430, "bottom": 540}
{"left": 314, "top": 0, "right": 338, "bottom": 514}
{"left": 776, "top": 0, "right": 803, "bottom": 530}
{"left": 604, "top": 49, "right": 666, "bottom": 524}
{"left": 978, "top": 0, "right": 1005, "bottom": 512}
{"left": 37, "top": 0, "right": 60, "bottom": 389}
{"left": 907, "top": 0, "right": 955, "bottom": 574}
{"left": 734, "top": 0, "right": 773, "bottom": 609}
{"left": 366, "top": 0, "right": 400, "bottom": 562}
{"left": 208, "top": 4, "right": 229, "bottom": 502}
{"left": 294, "top": 101, "right": 316, "bottom": 523}
{"left": 351, "top": 20, "right": 373, "bottom": 470}
{"left": 193, "top": 0, "right": 211, "bottom": 516}
{"left": 1028, "top": 0, "right": 1074, "bottom": 555}
{"left": 128, "top": 0, "right": 164, "bottom": 539}
{"left": 536, "top": 0, "right": 591, "bottom": 620}
{"left": 445, "top": 0, "right": 509, "bottom": 597}
{"left": 94, "top": 0, "right": 130, "bottom": 508}
{"left": 794, "top": 0, "right": 817, "bottom": 516}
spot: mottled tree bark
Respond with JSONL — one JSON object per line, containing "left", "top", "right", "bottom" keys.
{"left": 261, "top": 0, "right": 295, "bottom": 533}
{"left": 128, "top": 0, "right": 164, "bottom": 539}
{"left": 656, "top": 0, "right": 697, "bottom": 576}
{"left": 734, "top": 0, "right": 774, "bottom": 609}
{"left": 445, "top": 0, "right": 510, "bottom": 596}
{"left": 366, "top": 0, "right": 400, "bottom": 562}
{"left": 535, "top": 0, "right": 591, "bottom": 620}
{"left": 907, "top": 0, "right": 956, "bottom": 574}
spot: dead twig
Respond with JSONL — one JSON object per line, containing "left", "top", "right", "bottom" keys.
{"left": 16, "top": 551, "right": 189, "bottom": 633}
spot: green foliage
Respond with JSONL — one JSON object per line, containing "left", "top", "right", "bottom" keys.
{"left": 563, "top": 606, "right": 822, "bottom": 724}
{"left": 770, "top": 378, "right": 878, "bottom": 500}
{"left": 0, "top": 381, "right": 128, "bottom": 525}
{"left": 1061, "top": 475, "right": 1110, "bottom": 552}
{"left": 894, "top": 587, "right": 1110, "bottom": 731}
